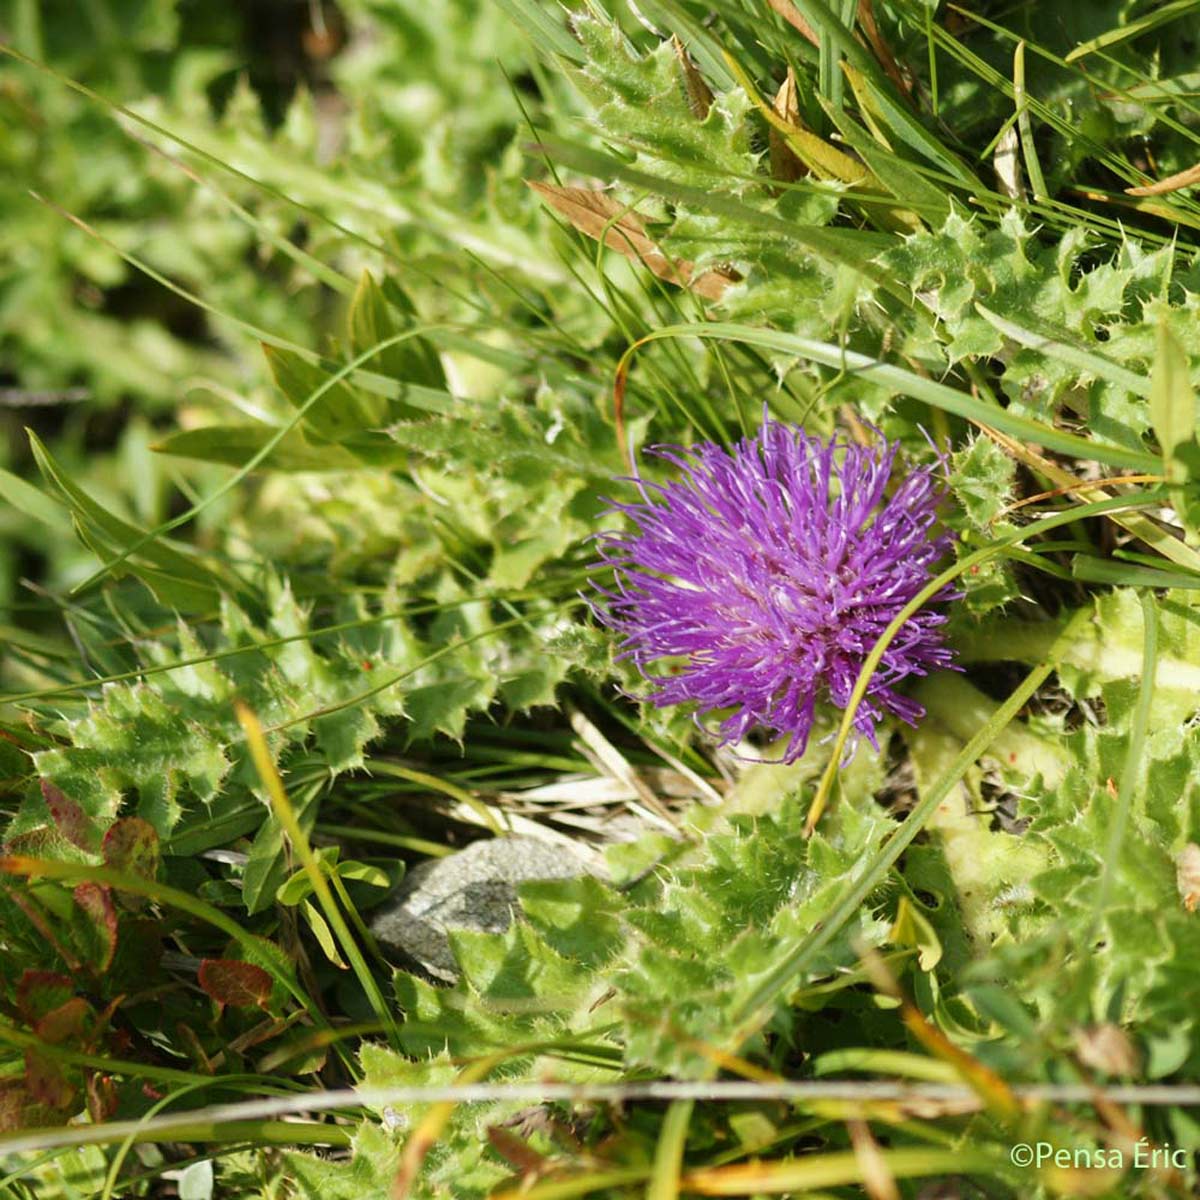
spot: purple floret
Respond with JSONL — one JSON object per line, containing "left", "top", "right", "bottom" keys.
{"left": 591, "top": 419, "right": 957, "bottom": 761}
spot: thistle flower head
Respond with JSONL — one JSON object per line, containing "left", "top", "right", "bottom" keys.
{"left": 592, "top": 420, "right": 957, "bottom": 761}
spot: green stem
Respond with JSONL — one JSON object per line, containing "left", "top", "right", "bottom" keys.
{"left": 647, "top": 1100, "right": 694, "bottom": 1200}
{"left": 953, "top": 606, "right": 1200, "bottom": 694}
{"left": 904, "top": 716, "right": 1046, "bottom": 948}
{"left": 913, "top": 673, "right": 1070, "bottom": 785}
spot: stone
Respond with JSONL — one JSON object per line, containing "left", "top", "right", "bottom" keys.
{"left": 369, "top": 835, "right": 593, "bottom": 983}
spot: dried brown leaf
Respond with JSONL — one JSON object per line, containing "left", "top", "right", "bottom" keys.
{"left": 769, "top": 69, "right": 804, "bottom": 184}
{"left": 1176, "top": 843, "right": 1200, "bottom": 911}
{"left": 765, "top": 0, "right": 819, "bottom": 46}
{"left": 198, "top": 958, "right": 273, "bottom": 1010}
{"left": 672, "top": 36, "right": 713, "bottom": 119}
{"left": 528, "top": 182, "right": 739, "bottom": 301}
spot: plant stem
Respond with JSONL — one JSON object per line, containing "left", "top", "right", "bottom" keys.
{"left": 903, "top": 717, "right": 1045, "bottom": 948}
{"left": 913, "top": 672, "right": 1069, "bottom": 785}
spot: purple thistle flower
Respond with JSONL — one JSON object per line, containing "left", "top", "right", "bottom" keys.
{"left": 591, "top": 420, "right": 957, "bottom": 762}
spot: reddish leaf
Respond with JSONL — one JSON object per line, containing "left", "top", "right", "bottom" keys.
{"left": 40, "top": 780, "right": 101, "bottom": 853}
{"left": 487, "top": 1125, "right": 548, "bottom": 1175}
{"left": 102, "top": 817, "right": 159, "bottom": 868}
{"left": 0, "top": 1077, "right": 28, "bottom": 1133}
{"left": 85, "top": 1072, "right": 119, "bottom": 1122}
{"left": 102, "top": 818, "right": 160, "bottom": 907}
{"left": 198, "top": 959, "right": 272, "bottom": 1010}
{"left": 16, "top": 970, "right": 73, "bottom": 1024}
{"left": 73, "top": 883, "right": 118, "bottom": 974}
{"left": 34, "top": 997, "right": 92, "bottom": 1046}
{"left": 2, "top": 827, "right": 58, "bottom": 856}
{"left": 24, "top": 1048, "right": 76, "bottom": 1111}
{"left": 0, "top": 1075, "right": 62, "bottom": 1132}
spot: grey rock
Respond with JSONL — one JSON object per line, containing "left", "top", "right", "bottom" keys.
{"left": 369, "top": 836, "right": 593, "bottom": 983}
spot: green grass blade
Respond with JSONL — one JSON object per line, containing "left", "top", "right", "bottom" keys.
{"left": 1065, "top": 0, "right": 1200, "bottom": 62}
{"left": 493, "top": 0, "right": 585, "bottom": 61}
{"left": 794, "top": 0, "right": 980, "bottom": 188}
{"left": 1071, "top": 556, "right": 1200, "bottom": 588}
{"left": 647, "top": 1099, "right": 694, "bottom": 1200}
{"left": 237, "top": 704, "right": 400, "bottom": 1045}
{"left": 1013, "top": 41, "right": 1048, "bottom": 200}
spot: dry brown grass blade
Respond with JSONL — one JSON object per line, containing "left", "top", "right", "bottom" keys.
{"left": 764, "top": 0, "right": 819, "bottom": 46}
{"left": 765, "top": 0, "right": 912, "bottom": 96}
{"left": 1126, "top": 162, "right": 1200, "bottom": 196}
{"left": 858, "top": 946, "right": 1020, "bottom": 1123}
{"left": 769, "top": 70, "right": 805, "bottom": 184}
{"left": 856, "top": 0, "right": 910, "bottom": 96}
{"left": 568, "top": 705, "right": 679, "bottom": 831}
{"left": 527, "top": 182, "right": 740, "bottom": 301}
{"left": 848, "top": 1120, "right": 901, "bottom": 1200}
{"left": 995, "top": 474, "right": 1163, "bottom": 519}
{"left": 672, "top": 35, "right": 714, "bottom": 119}
{"left": 1069, "top": 186, "right": 1200, "bottom": 233}
{"left": 487, "top": 1124, "right": 551, "bottom": 1179}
